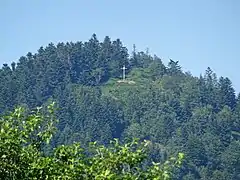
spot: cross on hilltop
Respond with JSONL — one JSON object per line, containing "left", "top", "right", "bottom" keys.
{"left": 121, "top": 65, "right": 127, "bottom": 80}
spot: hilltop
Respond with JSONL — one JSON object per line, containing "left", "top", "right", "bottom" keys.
{"left": 0, "top": 34, "right": 239, "bottom": 179}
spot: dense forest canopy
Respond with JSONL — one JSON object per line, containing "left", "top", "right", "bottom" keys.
{"left": 0, "top": 34, "right": 239, "bottom": 179}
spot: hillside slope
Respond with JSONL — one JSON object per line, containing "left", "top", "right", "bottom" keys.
{"left": 0, "top": 34, "right": 239, "bottom": 179}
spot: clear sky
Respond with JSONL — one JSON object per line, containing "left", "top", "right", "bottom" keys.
{"left": 1, "top": 0, "right": 239, "bottom": 91}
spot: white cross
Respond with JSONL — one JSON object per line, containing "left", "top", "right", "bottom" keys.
{"left": 121, "top": 65, "right": 127, "bottom": 80}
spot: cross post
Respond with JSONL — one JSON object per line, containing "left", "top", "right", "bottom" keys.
{"left": 121, "top": 65, "right": 127, "bottom": 80}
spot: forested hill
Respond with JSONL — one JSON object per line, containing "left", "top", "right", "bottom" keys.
{"left": 0, "top": 34, "right": 239, "bottom": 179}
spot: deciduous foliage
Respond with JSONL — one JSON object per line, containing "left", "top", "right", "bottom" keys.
{"left": 0, "top": 103, "right": 184, "bottom": 179}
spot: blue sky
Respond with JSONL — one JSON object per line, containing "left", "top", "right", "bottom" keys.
{"left": 1, "top": 0, "right": 239, "bottom": 91}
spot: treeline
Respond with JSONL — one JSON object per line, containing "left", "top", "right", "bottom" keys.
{"left": 0, "top": 34, "right": 239, "bottom": 179}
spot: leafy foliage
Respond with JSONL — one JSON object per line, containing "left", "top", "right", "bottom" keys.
{"left": 0, "top": 104, "right": 184, "bottom": 179}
